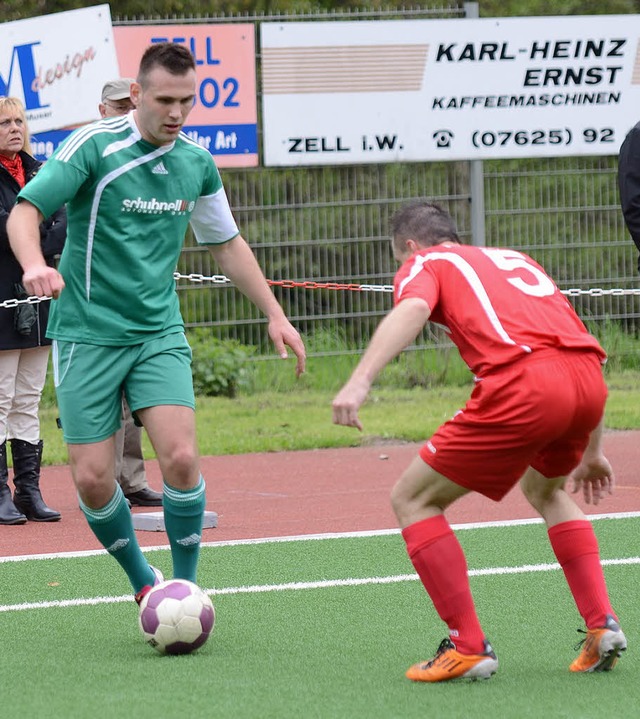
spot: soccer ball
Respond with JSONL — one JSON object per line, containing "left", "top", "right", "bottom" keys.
{"left": 138, "top": 579, "right": 215, "bottom": 655}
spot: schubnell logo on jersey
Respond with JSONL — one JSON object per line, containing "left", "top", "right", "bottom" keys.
{"left": 121, "top": 197, "right": 196, "bottom": 215}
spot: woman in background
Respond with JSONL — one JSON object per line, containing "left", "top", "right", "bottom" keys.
{"left": 0, "top": 97, "right": 65, "bottom": 524}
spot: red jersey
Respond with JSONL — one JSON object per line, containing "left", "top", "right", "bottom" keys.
{"left": 393, "top": 243, "right": 606, "bottom": 377}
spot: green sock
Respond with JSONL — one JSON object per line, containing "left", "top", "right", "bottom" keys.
{"left": 163, "top": 475, "right": 206, "bottom": 583}
{"left": 80, "top": 484, "right": 155, "bottom": 593}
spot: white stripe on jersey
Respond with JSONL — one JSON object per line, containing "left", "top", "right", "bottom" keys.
{"left": 50, "top": 339, "right": 75, "bottom": 387}
{"left": 56, "top": 116, "right": 131, "bottom": 162}
{"left": 398, "top": 250, "right": 531, "bottom": 352}
{"left": 84, "top": 144, "right": 174, "bottom": 300}
{"left": 102, "top": 133, "right": 145, "bottom": 158}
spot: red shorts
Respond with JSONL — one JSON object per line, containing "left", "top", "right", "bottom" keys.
{"left": 419, "top": 350, "right": 607, "bottom": 501}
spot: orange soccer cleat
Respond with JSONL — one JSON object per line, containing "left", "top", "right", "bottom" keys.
{"left": 569, "top": 615, "right": 627, "bottom": 673}
{"left": 406, "top": 638, "right": 499, "bottom": 683}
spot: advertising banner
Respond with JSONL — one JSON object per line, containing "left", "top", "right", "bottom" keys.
{"left": 114, "top": 24, "right": 258, "bottom": 167}
{"left": 28, "top": 22, "right": 258, "bottom": 167}
{"left": 0, "top": 5, "right": 118, "bottom": 133}
{"left": 261, "top": 16, "right": 640, "bottom": 165}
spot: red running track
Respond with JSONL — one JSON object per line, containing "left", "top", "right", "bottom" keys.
{"left": 1, "top": 431, "right": 639, "bottom": 558}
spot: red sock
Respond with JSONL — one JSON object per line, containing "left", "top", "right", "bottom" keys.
{"left": 548, "top": 519, "right": 616, "bottom": 629}
{"left": 402, "top": 515, "right": 486, "bottom": 655}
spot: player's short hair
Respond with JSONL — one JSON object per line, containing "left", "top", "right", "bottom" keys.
{"left": 391, "top": 200, "right": 460, "bottom": 252}
{"left": 0, "top": 96, "right": 32, "bottom": 156}
{"left": 137, "top": 42, "right": 196, "bottom": 87}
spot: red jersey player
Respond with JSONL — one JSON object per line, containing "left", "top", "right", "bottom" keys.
{"left": 332, "top": 200, "right": 626, "bottom": 682}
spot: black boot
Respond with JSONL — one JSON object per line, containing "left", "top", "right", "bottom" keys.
{"left": 11, "top": 439, "right": 61, "bottom": 522}
{"left": 0, "top": 441, "right": 27, "bottom": 525}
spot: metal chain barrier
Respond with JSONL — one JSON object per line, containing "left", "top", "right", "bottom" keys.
{"left": 2, "top": 273, "right": 640, "bottom": 310}
{"left": 0, "top": 295, "right": 52, "bottom": 309}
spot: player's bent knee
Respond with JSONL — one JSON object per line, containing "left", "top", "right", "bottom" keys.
{"left": 159, "top": 445, "right": 199, "bottom": 483}
{"left": 391, "top": 463, "right": 458, "bottom": 522}
{"left": 76, "top": 476, "right": 119, "bottom": 508}
{"left": 520, "top": 469, "right": 568, "bottom": 511}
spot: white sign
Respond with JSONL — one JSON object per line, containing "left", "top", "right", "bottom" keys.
{"left": 261, "top": 16, "right": 640, "bottom": 165}
{"left": 0, "top": 5, "right": 119, "bottom": 133}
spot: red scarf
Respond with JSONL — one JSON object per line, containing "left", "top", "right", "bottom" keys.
{"left": 0, "top": 152, "right": 25, "bottom": 188}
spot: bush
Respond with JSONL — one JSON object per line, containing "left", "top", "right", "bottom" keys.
{"left": 188, "top": 329, "right": 255, "bottom": 397}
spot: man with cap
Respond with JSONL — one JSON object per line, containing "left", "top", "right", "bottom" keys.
{"left": 99, "top": 78, "right": 136, "bottom": 119}
{"left": 96, "top": 78, "right": 162, "bottom": 508}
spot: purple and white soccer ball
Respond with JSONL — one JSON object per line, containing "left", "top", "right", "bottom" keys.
{"left": 138, "top": 579, "right": 215, "bottom": 655}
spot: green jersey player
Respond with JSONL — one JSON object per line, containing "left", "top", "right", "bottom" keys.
{"left": 7, "top": 43, "right": 306, "bottom": 605}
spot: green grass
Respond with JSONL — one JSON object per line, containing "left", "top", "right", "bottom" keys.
{"left": 1, "top": 518, "right": 639, "bottom": 718}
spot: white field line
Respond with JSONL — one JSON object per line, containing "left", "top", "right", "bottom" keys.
{"left": 1, "top": 556, "right": 639, "bottom": 614}
{"left": 1, "top": 514, "right": 639, "bottom": 614}
{"left": 2, "top": 510, "right": 640, "bottom": 564}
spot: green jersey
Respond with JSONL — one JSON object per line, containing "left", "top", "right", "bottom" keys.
{"left": 18, "top": 113, "right": 239, "bottom": 345}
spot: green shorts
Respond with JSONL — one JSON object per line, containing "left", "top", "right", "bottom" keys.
{"left": 51, "top": 332, "right": 195, "bottom": 444}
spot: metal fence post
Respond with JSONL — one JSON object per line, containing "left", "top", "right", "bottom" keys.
{"left": 464, "top": 1, "right": 486, "bottom": 247}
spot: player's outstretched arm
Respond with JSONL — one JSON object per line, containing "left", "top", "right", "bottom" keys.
{"left": 208, "top": 235, "right": 305, "bottom": 376}
{"left": 332, "top": 297, "right": 431, "bottom": 430}
{"left": 7, "top": 201, "right": 65, "bottom": 298}
{"left": 570, "top": 417, "right": 615, "bottom": 505}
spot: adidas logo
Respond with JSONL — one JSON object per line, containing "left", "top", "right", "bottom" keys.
{"left": 107, "top": 538, "right": 129, "bottom": 553}
{"left": 177, "top": 533, "right": 201, "bottom": 547}
{"left": 151, "top": 161, "right": 169, "bottom": 175}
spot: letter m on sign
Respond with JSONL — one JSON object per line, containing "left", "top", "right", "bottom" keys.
{"left": 0, "top": 43, "right": 47, "bottom": 110}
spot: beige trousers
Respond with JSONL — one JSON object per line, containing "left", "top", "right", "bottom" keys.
{"left": 0, "top": 346, "right": 50, "bottom": 443}
{"left": 113, "top": 397, "right": 147, "bottom": 493}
